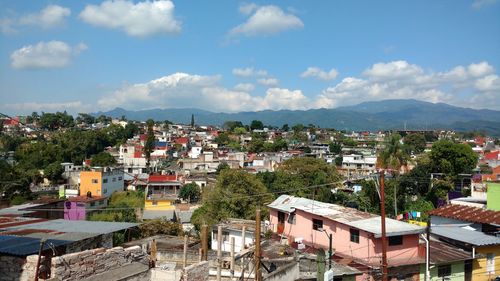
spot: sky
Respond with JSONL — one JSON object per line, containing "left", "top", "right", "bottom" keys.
{"left": 0, "top": 0, "right": 499, "bottom": 115}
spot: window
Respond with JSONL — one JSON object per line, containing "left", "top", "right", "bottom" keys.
{"left": 487, "top": 253, "right": 495, "bottom": 273}
{"left": 90, "top": 202, "right": 95, "bottom": 207}
{"left": 152, "top": 200, "right": 158, "bottom": 205}
{"left": 118, "top": 176, "right": 122, "bottom": 180}
{"left": 112, "top": 177, "right": 116, "bottom": 182}
{"left": 389, "top": 235, "right": 403, "bottom": 246}
{"left": 103, "top": 188, "right": 107, "bottom": 194}
{"left": 103, "top": 179, "right": 108, "bottom": 183}
{"left": 92, "top": 179, "right": 98, "bottom": 184}
{"left": 438, "top": 265, "right": 451, "bottom": 279}
{"left": 287, "top": 213, "right": 296, "bottom": 225}
{"left": 278, "top": 211, "right": 286, "bottom": 224}
{"left": 350, "top": 228, "right": 360, "bottom": 243}
{"left": 313, "top": 219, "right": 323, "bottom": 231}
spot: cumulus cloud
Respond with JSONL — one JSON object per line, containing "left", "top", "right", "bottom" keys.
{"left": 301, "top": 67, "right": 339, "bottom": 80}
{"left": 234, "top": 83, "right": 255, "bottom": 92}
{"left": 232, "top": 67, "right": 268, "bottom": 77}
{"left": 239, "top": 3, "right": 258, "bottom": 15}
{"left": 97, "top": 72, "right": 309, "bottom": 112}
{"left": 229, "top": 5, "right": 303, "bottom": 36}
{"left": 317, "top": 60, "right": 499, "bottom": 109}
{"left": 0, "top": 101, "right": 92, "bottom": 115}
{"left": 79, "top": 0, "right": 181, "bottom": 37}
{"left": 472, "top": 0, "right": 498, "bottom": 9}
{"left": 257, "top": 78, "right": 279, "bottom": 86}
{"left": 10, "top": 41, "right": 87, "bottom": 69}
{"left": 0, "top": 5, "right": 70, "bottom": 33}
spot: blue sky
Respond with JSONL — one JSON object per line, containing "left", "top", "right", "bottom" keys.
{"left": 0, "top": 0, "right": 499, "bottom": 115}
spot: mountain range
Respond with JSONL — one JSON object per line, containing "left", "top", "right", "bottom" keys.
{"left": 94, "top": 99, "right": 500, "bottom": 135}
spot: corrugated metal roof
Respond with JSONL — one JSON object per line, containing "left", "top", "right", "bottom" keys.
{"left": 0, "top": 235, "right": 71, "bottom": 256}
{"left": 431, "top": 225, "right": 500, "bottom": 246}
{"left": 428, "top": 240, "right": 472, "bottom": 264}
{"left": 268, "top": 195, "right": 424, "bottom": 237}
{"left": 0, "top": 203, "right": 42, "bottom": 216}
{"left": 429, "top": 204, "right": 500, "bottom": 225}
{"left": 1, "top": 219, "right": 138, "bottom": 234}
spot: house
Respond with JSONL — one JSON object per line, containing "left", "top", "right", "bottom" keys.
{"left": 418, "top": 240, "right": 472, "bottom": 281}
{"left": 144, "top": 174, "right": 182, "bottom": 211}
{"left": 79, "top": 168, "right": 124, "bottom": 198}
{"left": 429, "top": 204, "right": 500, "bottom": 281}
{"left": 340, "top": 154, "right": 377, "bottom": 178}
{"left": 211, "top": 219, "right": 259, "bottom": 253}
{"left": 268, "top": 195, "right": 425, "bottom": 281}
{"left": 63, "top": 195, "right": 108, "bottom": 220}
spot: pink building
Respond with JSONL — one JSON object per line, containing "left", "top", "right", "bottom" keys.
{"left": 268, "top": 195, "right": 425, "bottom": 280}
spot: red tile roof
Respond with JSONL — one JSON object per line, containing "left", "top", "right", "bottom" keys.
{"left": 484, "top": 151, "right": 499, "bottom": 161}
{"left": 148, "top": 175, "right": 177, "bottom": 183}
{"left": 429, "top": 204, "right": 500, "bottom": 225}
{"left": 175, "top": 137, "right": 189, "bottom": 144}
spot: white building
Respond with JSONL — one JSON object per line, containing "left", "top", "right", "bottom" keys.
{"left": 211, "top": 219, "right": 259, "bottom": 253}
{"left": 341, "top": 154, "right": 377, "bottom": 178}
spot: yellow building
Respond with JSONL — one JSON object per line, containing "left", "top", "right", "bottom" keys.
{"left": 144, "top": 175, "right": 181, "bottom": 211}
{"left": 429, "top": 204, "right": 500, "bottom": 281}
{"left": 79, "top": 168, "right": 124, "bottom": 198}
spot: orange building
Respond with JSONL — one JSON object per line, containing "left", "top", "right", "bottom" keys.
{"left": 79, "top": 168, "right": 124, "bottom": 198}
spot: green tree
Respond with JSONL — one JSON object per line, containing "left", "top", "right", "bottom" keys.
{"left": 191, "top": 169, "right": 271, "bottom": 229}
{"left": 404, "top": 134, "right": 426, "bottom": 154}
{"left": 223, "top": 121, "right": 244, "bottom": 131}
{"left": 139, "top": 219, "right": 183, "bottom": 238}
{"left": 191, "top": 114, "right": 195, "bottom": 128}
{"left": 179, "top": 182, "right": 201, "bottom": 203}
{"left": 76, "top": 113, "right": 95, "bottom": 125}
{"left": 44, "top": 162, "right": 64, "bottom": 182}
{"left": 281, "top": 124, "right": 289, "bottom": 132}
{"left": 91, "top": 152, "right": 117, "bottom": 167}
{"left": 216, "top": 162, "right": 230, "bottom": 174}
{"left": 378, "top": 134, "right": 410, "bottom": 173}
{"left": 429, "top": 140, "right": 478, "bottom": 176}
{"left": 329, "top": 141, "right": 342, "bottom": 154}
{"left": 214, "top": 132, "right": 230, "bottom": 146}
{"left": 144, "top": 119, "right": 155, "bottom": 170}
{"left": 250, "top": 120, "right": 264, "bottom": 130}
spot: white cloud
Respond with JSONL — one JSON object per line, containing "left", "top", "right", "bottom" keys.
{"left": 239, "top": 3, "right": 258, "bottom": 15}
{"left": 468, "top": 61, "right": 494, "bottom": 77}
{"left": 234, "top": 83, "right": 255, "bottom": 92}
{"left": 0, "top": 101, "right": 92, "bottom": 115}
{"left": 79, "top": 0, "right": 181, "bottom": 37}
{"left": 19, "top": 5, "right": 71, "bottom": 29}
{"left": 472, "top": 0, "right": 498, "bottom": 9}
{"left": 229, "top": 5, "right": 303, "bottom": 36}
{"left": 301, "top": 67, "right": 339, "bottom": 81}
{"left": 0, "top": 5, "right": 70, "bottom": 33}
{"left": 257, "top": 78, "right": 279, "bottom": 86}
{"left": 363, "top": 60, "right": 423, "bottom": 81}
{"left": 232, "top": 67, "right": 268, "bottom": 77}
{"left": 10, "top": 41, "right": 87, "bottom": 69}
{"left": 475, "top": 74, "right": 500, "bottom": 91}
{"left": 260, "top": 88, "right": 309, "bottom": 110}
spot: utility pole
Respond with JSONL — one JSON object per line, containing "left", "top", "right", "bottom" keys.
{"left": 230, "top": 237, "right": 235, "bottom": 279}
{"left": 255, "top": 208, "right": 262, "bottom": 281}
{"left": 183, "top": 235, "right": 188, "bottom": 269}
{"left": 380, "top": 170, "right": 388, "bottom": 281}
{"left": 217, "top": 226, "right": 222, "bottom": 281}
{"left": 201, "top": 225, "right": 208, "bottom": 261}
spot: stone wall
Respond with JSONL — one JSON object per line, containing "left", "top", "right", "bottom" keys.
{"left": 181, "top": 261, "right": 209, "bottom": 281}
{"left": 10, "top": 246, "right": 148, "bottom": 281}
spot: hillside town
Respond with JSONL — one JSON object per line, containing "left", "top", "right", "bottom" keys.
{"left": 1, "top": 112, "right": 500, "bottom": 281}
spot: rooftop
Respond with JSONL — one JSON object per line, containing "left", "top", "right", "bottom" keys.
{"left": 0, "top": 235, "right": 71, "bottom": 256}
{"left": 1, "top": 219, "right": 138, "bottom": 234}
{"left": 427, "top": 240, "right": 472, "bottom": 264}
{"left": 269, "top": 195, "right": 424, "bottom": 237}
{"left": 429, "top": 204, "right": 500, "bottom": 225}
{"left": 431, "top": 225, "right": 500, "bottom": 246}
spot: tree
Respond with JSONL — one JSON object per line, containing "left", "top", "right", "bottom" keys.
{"left": 91, "top": 152, "right": 117, "bottom": 167}
{"left": 378, "top": 134, "right": 410, "bottom": 173}
{"left": 216, "top": 162, "right": 230, "bottom": 174}
{"left": 223, "top": 121, "right": 244, "bottom": 131}
{"left": 329, "top": 142, "right": 342, "bottom": 154}
{"left": 250, "top": 120, "right": 264, "bottom": 130}
{"left": 214, "top": 132, "right": 230, "bottom": 146}
{"left": 191, "top": 114, "right": 195, "bottom": 128}
{"left": 404, "top": 134, "right": 426, "bottom": 154}
{"left": 139, "top": 219, "right": 182, "bottom": 238}
{"left": 179, "top": 182, "right": 201, "bottom": 203}
{"left": 144, "top": 119, "right": 155, "bottom": 170}
{"left": 191, "top": 169, "right": 271, "bottom": 229}
{"left": 429, "top": 140, "right": 478, "bottom": 176}
{"left": 76, "top": 113, "right": 95, "bottom": 125}
{"left": 281, "top": 124, "right": 289, "bottom": 132}
{"left": 44, "top": 162, "right": 64, "bottom": 182}
{"left": 233, "top": 127, "right": 247, "bottom": 135}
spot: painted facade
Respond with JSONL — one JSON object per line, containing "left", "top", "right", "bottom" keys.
{"left": 79, "top": 169, "right": 124, "bottom": 197}
{"left": 144, "top": 174, "right": 181, "bottom": 211}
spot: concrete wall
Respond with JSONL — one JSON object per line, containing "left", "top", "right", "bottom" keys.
{"left": 211, "top": 229, "right": 255, "bottom": 253}
{"left": 419, "top": 261, "right": 465, "bottom": 281}
{"left": 474, "top": 245, "right": 500, "bottom": 281}
{"left": 181, "top": 261, "right": 209, "bottom": 281}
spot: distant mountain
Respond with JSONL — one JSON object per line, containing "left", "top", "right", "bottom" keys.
{"left": 94, "top": 99, "right": 500, "bottom": 135}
